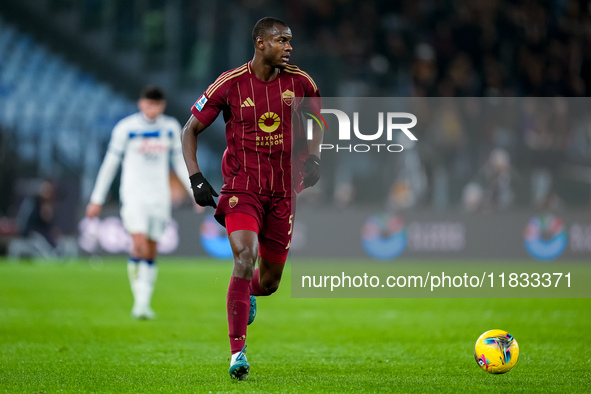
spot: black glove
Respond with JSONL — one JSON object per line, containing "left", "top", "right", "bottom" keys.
{"left": 302, "top": 154, "right": 321, "bottom": 187}
{"left": 190, "top": 172, "right": 219, "bottom": 208}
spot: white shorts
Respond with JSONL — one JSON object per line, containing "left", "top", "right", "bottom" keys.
{"left": 120, "top": 203, "right": 170, "bottom": 242}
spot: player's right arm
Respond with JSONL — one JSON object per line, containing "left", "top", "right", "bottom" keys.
{"left": 181, "top": 115, "right": 218, "bottom": 208}
{"left": 181, "top": 115, "right": 208, "bottom": 176}
{"left": 182, "top": 73, "right": 232, "bottom": 208}
{"left": 86, "top": 121, "right": 127, "bottom": 217}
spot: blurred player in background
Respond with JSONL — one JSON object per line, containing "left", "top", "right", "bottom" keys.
{"left": 87, "top": 85, "right": 192, "bottom": 319}
{"left": 181, "top": 17, "right": 322, "bottom": 380}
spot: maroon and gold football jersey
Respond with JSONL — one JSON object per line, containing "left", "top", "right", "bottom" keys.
{"left": 191, "top": 62, "right": 321, "bottom": 197}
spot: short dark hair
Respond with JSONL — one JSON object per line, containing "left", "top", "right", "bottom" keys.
{"left": 252, "top": 17, "right": 288, "bottom": 44}
{"left": 140, "top": 85, "right": 165, "bottom": 101}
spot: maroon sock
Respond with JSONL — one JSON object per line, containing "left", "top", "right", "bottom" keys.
{"left": 227, "top": 276, "right": 251, "bottom": 354}
{"left": 249, "top": 268, "right": 272, "bottom": 296}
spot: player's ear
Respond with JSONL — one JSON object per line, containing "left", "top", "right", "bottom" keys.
{"left": 256, "top": 36, "right": 265, "bottom": 50}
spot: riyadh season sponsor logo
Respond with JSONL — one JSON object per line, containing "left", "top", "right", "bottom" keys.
{"left": 258, "top": 112, "right": 281, "bottom": 133}
{"left": 524, "top": 214, "right": 567, "bottom": 261}
{"left": 304, "top": 109, "right": 417, "bottom": 153}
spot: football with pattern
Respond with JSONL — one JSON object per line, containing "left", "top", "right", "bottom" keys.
{"left": 474, "top": 329, "right": 519, "bottom": 374}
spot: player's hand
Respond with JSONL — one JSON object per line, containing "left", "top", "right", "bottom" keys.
{"left": 302, "top": 154, "right": 321, "bottom": 187}
{"left": 190, "top": 172, "right": 219, "bottom": 208}
{"left": 86, "top": 203, "right": 102, "bottom": 218}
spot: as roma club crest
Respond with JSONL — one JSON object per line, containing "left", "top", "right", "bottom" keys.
{"left": 229, "top": 196, "right": 239, "bottom": 208}
{"left": 282, "top": 89, "right": 294, "bottom": 106}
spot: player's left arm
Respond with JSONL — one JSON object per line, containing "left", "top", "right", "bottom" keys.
{"left": 307, "top": 119, "right": 323, "bottom": 158}
{"left": 303, "top": 83, "right": 323, "bottom": 187}
{"left": 302, "top": 123, "right": 322, "bottom": 188}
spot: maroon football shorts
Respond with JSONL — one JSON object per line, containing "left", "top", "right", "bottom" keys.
{"left": 215, "top": 190, "right": 294, "bottom": 262}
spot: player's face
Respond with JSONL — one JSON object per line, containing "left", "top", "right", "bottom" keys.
{"left": 262, "top": 25, "right": 292, "bottom": 68}
{"left": 138, "top": 99, "right": 166, "bottom": 120}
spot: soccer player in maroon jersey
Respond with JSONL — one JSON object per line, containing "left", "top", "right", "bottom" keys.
{"left": 181, "top": 17, "right": 322, "bottom": 380}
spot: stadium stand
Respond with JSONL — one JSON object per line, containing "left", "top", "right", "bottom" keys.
{"left": 0, "top": 16, "right": 135, "bottom": 259}
{"left": 0, "top": 16, "right": 135, "bottom": 192}
{"left": 1, "top": 0, "right": 590, "bottom": 216}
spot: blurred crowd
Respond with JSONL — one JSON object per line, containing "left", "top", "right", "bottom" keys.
{"left": 2, "top": 0, "right": 591, "bottom": 216}
{"left": 183, "top": 0, "right": 591, "bottom": 98}
{"left": 44, "top": 0, "right": 591, "bottom": 97}
{"left": 316, "top": 96, "right": 591, "bottom": 212}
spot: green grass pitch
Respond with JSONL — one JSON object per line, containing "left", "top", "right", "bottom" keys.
{"left": 1, "top": 258, "right": 590, "bottom": 393}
